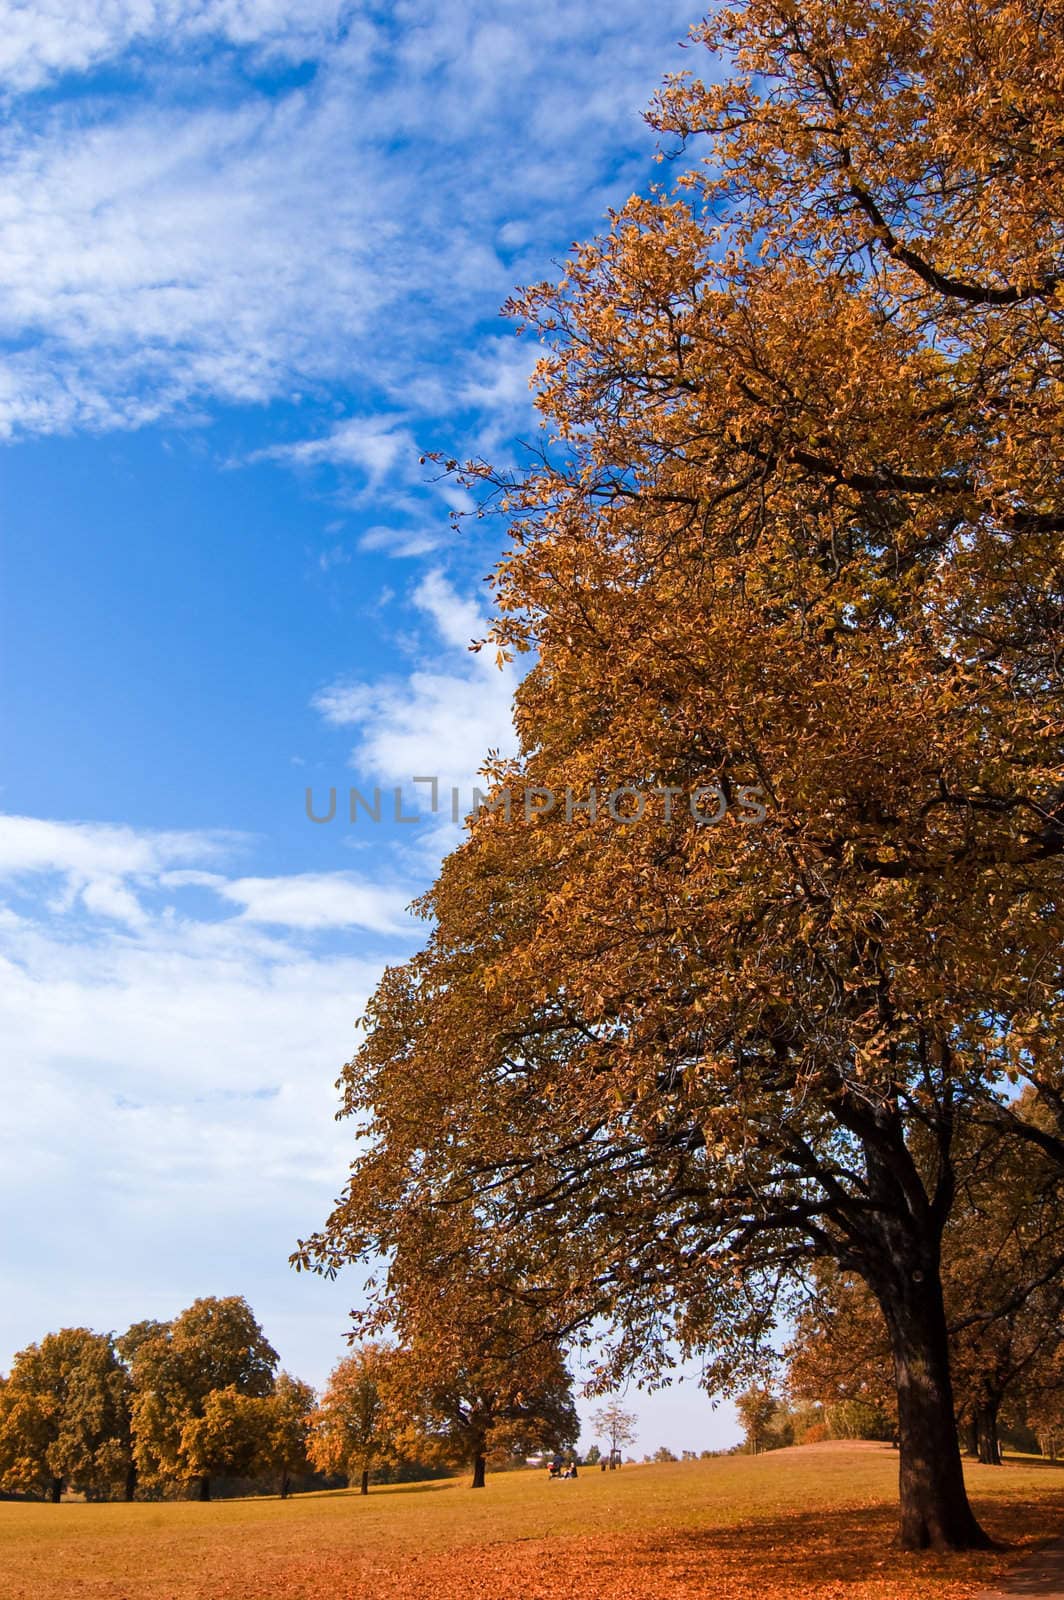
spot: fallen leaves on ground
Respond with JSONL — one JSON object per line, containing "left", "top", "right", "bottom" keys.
{"left": 4, "top": 1450, "right": 1063, "bottom": 1600}
{"left": 262, "top": 1500, "right": 1058, "bottom": 1600}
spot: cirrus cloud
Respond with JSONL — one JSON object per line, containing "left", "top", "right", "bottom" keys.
{"left": 0, "top": 0, "right": 697, "bottom": 440}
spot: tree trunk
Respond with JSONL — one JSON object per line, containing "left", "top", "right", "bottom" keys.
{"left": 49, "top": 1478, "right": 62, "bottom": 1504}
{"left": 976, "top": 1403, "right": 1002, "bottom": 1466}
{"left": 471, "top": 1448, "right": 486, "bottom": 1489}
{"left": 360, "top": 1468, "right": 370, "bottom": 1496}
{"left": 965, "top": 1417, "right": 979, "bottom": 1458}
{"left": 124, "top": 1460, "right": 138, "bottom": 1502}
{"left": 280, "top": 1469, "right": 291, "bottom": 1500}
{"left": 875, "top": 1269, "right": 992, "bottom": 1551}
{"left": 196, "top": 1474, "right": 211, "bottom": 1502}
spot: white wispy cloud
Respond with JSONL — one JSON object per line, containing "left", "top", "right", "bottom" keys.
{"left": 0, "top": 815, "right": 231, "bottom": 926}
{"left": 358, "top": 522, "right": 443, "bottom": 558}
{"left": 312, "top": 567, "right": 519, "bottom": 803}
{"left": 256, "top": 414, "right": 418, "bottom": 489}
{"left": 221, "top": 871, "right": 412, "bottom": 932}
{"left": 0, "top": 88, "right": 391, "bottom": 435}
{"left": 0, "top": 813, "right": 413, "bottom": 935}
{"left": 0, "top": 0, "right": 352, "bottom": 94}
{"left": 411, "top": 568, "right": 490, "bottom": 653}
{"left": 0, "top": 0, "right": 696, "bottom": 438}
{"left": 455, "top": 335, "right": 541, "bottom": 457}
{"left": 0, "top": 814, "right": 228, "bottom": 878}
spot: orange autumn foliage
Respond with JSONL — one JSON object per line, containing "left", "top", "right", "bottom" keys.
{"left": 298, "top": 0, "right": 1064, "bottom": 1555}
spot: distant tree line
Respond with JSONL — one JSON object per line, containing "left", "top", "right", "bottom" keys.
{"left": 0, "top": 1295, "right": 578, "bottom": 1502}
{"left": 735, "top": 1386, "right": 893, "bottom": 1456}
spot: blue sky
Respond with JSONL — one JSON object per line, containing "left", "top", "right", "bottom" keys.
{"left": 0, "top": 0, "right": 740, "bottom": 1455}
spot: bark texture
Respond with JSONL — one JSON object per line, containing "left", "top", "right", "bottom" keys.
{"left": 876, "top": 1267, "right": 992, "bottom": 1549}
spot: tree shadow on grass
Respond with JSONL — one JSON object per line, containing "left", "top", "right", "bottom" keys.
{"left": 264, "top": 1496, "right": 1064, "bottom": 1600}
{"left": 290, "top": 1479, "right": 456, "bottom": 1503}
{"left": 999, "top": 1565, "right": 1064, "bottom": 1598}
{"left": 607, "top": 1499, "right": 1064, "bottom": 1596}
{"left": 321, "top": 1504, "right": 1064, "bottom": 1600}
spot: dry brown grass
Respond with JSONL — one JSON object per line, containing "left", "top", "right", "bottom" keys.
{"left": 1, "top": 1442, "right": 1061, "bottom": 1599}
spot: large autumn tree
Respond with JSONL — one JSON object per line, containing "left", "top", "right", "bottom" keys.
{"left": 298, "top": 0, "right": 1063, "bottom": 1553}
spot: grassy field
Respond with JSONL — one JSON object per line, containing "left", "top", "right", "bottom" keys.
{"left": 2, "top": 1443, "right": 1064, "bottom": 1600}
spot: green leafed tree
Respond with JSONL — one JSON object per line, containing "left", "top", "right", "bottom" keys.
{"left": 0, "top": 1329, "right": 133, "bottom": 1502}
{"left": 179, "top": 1386, "right": 273, "bottom": 1489}
{"left": 125, "top": 1297, "right": 278, "bottom": 1500}
{"left": 259, "top": 1373, "right": 316, "bottom": 1498}
{"left": 592, "top": 1401, "right": 638, "bottom": 1468}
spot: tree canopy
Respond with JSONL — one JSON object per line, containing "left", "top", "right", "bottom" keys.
{"left": 297, "top": 0, "right": 1064, "bottom": 1553}
{"left": 309, "top": 1345, "right": 398, "bottom": 1495}
{"left": 125, "top": 1296, "right": 278, "bottom": 1500}
{"left": 376, "top": 1274, "right": 580, "bottom": 1488}
{"left": 0, "top": 1329, "right": 131, "bottom": 1502}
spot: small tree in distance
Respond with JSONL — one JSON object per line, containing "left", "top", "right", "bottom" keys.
{"left": 736, "top": 1387, "right": 778, "bottom": 1457}
{"left": 592, "top": 1401, "right": 637, "bottom": 1469}
{"left": 260, "top": 1374, "right": 316, "bottom": 1498}
{"left": 310, "top": 1345, "right": 396, "bottom": 1495}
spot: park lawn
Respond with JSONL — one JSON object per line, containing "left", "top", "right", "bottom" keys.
{"left": 2, "top": 1443, "right": 1064, "bottom": 1600}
